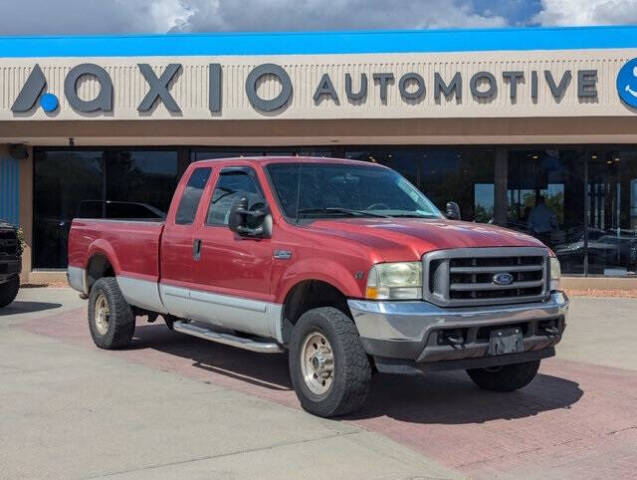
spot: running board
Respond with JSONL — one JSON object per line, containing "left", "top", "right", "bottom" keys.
{"left": 173, "top": 321, "right": 284, "bottom": 354}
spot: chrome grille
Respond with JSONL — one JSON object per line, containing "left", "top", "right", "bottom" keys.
{"left": 423, "top": 247, "right": 550, "bottom": 307}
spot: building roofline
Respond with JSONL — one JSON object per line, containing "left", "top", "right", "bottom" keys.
{"left": 1, "top": 25, "right": 637, "bottom": 58}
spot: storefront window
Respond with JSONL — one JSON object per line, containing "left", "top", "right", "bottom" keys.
{"left": 507, "top": 150, "right": 585, "bottom": 275}
{"left": 192, "top": 148, "right": 332, "bottom": 162}
{"left": 586, "top": 151, "right": 637, "bottom": 275}
{"left": 33, "top": 148, "right": 179, "bottom": 269}
{"left": 346, "top": 148, "right": 495, "bottom": 222}
{"left": 31, "top": 145, "right": 637, "bottom": 276}
{"left": 105, "top": 150, "right": 178, "bottom": 216}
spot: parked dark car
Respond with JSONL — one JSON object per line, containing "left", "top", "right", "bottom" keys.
{"left": 0, "top": 220, "right": 21, "bottom": 308}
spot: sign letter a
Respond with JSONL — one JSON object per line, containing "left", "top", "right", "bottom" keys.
{"left": 12, "top": 64, "right": 47, "bottom": 112}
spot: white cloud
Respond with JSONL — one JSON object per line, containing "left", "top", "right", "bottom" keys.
{"left": 0, "top": 0, "right": 507, "bottom": 35}
{"left": 171, "top": 0, "right": 507, "bottom": 32}
{"left": 533, "top": 0, "right": 637, "bottom": 26}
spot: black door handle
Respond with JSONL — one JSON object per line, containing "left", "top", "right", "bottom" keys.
{"left": 193, "top": 238, "right": 202, "bottom": 261}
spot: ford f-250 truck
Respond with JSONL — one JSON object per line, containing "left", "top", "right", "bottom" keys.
{"left": 0, "top": 220, "right": 21, "bottom": 308}
{"left": 68, "top": 157, "right": 568, "bottom": 417}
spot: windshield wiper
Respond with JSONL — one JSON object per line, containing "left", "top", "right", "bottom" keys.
{"left": 390, "top": 213, "right": 439, "bottom": 219}
{"left": 297, "top": 207, "right": 390, "bottom": 218}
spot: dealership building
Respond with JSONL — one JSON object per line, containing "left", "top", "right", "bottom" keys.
{"left": 1, "top": 25, "right": 637, "bottom": 288}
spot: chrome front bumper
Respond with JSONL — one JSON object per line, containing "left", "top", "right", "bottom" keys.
{"left": 347, "top": 292, "right": 568, "bottom": 366}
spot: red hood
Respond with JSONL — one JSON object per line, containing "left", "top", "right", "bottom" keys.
{"left": 305, "top": 218, "right": 546, "bottom": 262}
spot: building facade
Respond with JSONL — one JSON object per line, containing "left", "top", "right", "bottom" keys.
{"left": 1, "top": 26, "right": 637, "bottom": 287}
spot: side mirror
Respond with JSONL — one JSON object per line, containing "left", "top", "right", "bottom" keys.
{"left": 228, "top": 196, "right": 269, "bottom": 237}
{"left": 445, "top": 201, "right": 461, "bottom": 221}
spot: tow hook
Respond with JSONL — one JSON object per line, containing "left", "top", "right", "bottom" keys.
{"left": 543, "top": 326, "right": 560, "bottom": 336}
{"left": 445, "top": 334, "right": 465, "bottom": 349}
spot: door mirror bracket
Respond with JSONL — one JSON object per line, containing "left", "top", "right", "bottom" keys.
{"left": 446, "top": 201, "right": 461, "bottom": 221}
{"left": 228, "top": 196, "right": 270, "bottom": 238}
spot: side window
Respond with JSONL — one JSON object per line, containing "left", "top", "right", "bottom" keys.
{"left": 175, "top": 167, "right": 212, "bottom": 225}
{"left": 206, "top": 169, "right": 265, "bottom": 226}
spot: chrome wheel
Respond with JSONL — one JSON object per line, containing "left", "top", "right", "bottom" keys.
{"left": 94, "top": 293, "right": 110, "bottom": 335}
{"left": 300, "top": 331, "right": 334, "bottom": 396}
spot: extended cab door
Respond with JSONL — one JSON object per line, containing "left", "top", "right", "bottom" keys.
{"left": 159, "top": 166, "right": 213, "bottom": 318}
{"left": 188, "top": 166, "right": 279, "bottom": 339}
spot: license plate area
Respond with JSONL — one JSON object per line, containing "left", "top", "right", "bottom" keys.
{"left": 488, "top": 327, "right": 524, "bottom": 355}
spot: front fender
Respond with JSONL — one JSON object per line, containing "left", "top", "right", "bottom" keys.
{"left": 274, "top": 257, "right": 366, "bottom": 304}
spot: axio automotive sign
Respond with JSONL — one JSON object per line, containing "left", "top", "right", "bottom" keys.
{"left": 10, "top": 61, "right": 604, "bottom": 116}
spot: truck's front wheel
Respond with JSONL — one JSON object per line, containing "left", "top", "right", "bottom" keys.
{"left": 0, "top": 275, "right": 19, "bottom": 308}
{"left": 289, "top": 307, "right": 371, "bottom": 418}
{"left": 88, "top": 277, "right": 135, "bottom": 349}
{"left": 466, "top": 360, "right": 540, "bottom": 392}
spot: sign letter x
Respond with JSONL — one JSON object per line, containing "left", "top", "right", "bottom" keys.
{"left": 138, "top": 64, "right": 182, "bottom": 113}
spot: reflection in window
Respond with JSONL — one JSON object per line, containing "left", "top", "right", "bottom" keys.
{"left": 586, "top": 152, "right": 637, "bottom": 276}
{"left": 346, "top": 148, "right": 495, "bottom": 222}
{"left": 176, "top": 167, "right": 212, "bottom": 225}
{"left": 33, "top": 150, "right": 104, "bottom": 269}
{"left": 507, "top": 150, "right": 586, "bottom": 274}
{"left": 474, "top": 184, "right": 494, "bottom": 223}
{"left": 207, "top": 170, "right": 264, "bottom": 226}
{"left": 106, "top": 150, "right": 178, "bottom": 215}
{"left": 192, "top": 148, "right": 332, "bottom": 162}
{"left": 33, "top": 149, "right": 180, "bottom": 268}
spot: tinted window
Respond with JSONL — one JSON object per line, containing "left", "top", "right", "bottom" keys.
{"left": 105, "top": 150, "right": 178, "bottom": 213}
{"left": 175, "top": 167, "right": 212, "bottom": 225}
{"left": 33, "top": 150, "right": 104, "bottom": 268}
{"left": 507, "top": 150, "right": 586, "bottom": 274}
{"left": 346, "top": 148, "right": 495, "bottom": 222}
{"left": 206, "top": 170, "right": 265, "bottom": 226}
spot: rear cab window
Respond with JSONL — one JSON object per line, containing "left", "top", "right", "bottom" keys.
{"left": 175, "top": 167, "right": 212, "bottom": 225}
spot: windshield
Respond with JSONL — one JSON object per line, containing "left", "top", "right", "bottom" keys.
{"left": 266, "top": 163, "right": 442, "bottom": 220}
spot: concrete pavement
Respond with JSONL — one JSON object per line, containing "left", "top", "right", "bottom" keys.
{"left": 1, "top": 288, "right": 458, "bottom": 480}
{"left": 2, "top": 287, "right": 637, "bottom": 479}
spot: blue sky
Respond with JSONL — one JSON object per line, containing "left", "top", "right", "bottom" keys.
{"left": 471, "top": 0, "right": 543, "bottom": 25}
{"left": 0, "top": 0, "right": 635, "bottom": 35}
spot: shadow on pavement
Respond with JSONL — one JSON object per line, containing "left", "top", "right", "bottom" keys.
{"left": 131, "top": 323, "right": 291, "bottom": 391}
{"left": 350, "top": 370, "right": 583, "bottom": 424}
{"left": 0, "top": 301, "right": 63, "bottom": 316}
{"left": 132, "top": 323, "right": 583, "bottom": 424}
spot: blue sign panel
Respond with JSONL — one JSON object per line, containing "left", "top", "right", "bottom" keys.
{"left": 617, "top": 57, "right": 637, "bottom": 108}
{"left": 0, "top": 156, "right": 19, "bottom": 226}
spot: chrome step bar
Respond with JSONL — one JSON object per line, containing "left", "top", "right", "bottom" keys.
{"left": 173, "top": 321, "right": 284, "bottom": 354}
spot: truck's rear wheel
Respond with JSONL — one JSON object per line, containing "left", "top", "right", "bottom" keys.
{"left": 88, "top": 277, "right": 135, "bottom": 349}
{"left": 466, "top": 360, "right": 540, "bottom": 392}
{"left": 0, "top": 275, "right": 19, "bottom": 308}
{"left": 289, "top": 307, "right": 371, "bottom": 418}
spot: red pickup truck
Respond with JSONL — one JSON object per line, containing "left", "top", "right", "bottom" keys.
{"left": 68, "top": 156, "right": 568, "bottom": 417}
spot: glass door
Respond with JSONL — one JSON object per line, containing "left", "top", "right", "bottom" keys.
{"left": 587, "top": 152, "right": 637, "bottom": 276}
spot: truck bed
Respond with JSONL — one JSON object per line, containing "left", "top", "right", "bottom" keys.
{"left": 68, "top": 219, "right": 165, "bottom": 283}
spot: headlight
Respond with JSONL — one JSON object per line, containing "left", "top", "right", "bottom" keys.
{"left": 549, "top": 256, "right": 561, "bottom": 291}
{"left": 365, "top": 262, "right": 422, "bottom": 300}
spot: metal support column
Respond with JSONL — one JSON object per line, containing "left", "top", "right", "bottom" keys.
{"left": 494, "top": 148, "right": 508, "bottom": 226}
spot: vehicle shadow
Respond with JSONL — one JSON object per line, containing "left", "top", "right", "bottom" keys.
{"left": 132, "top": 323, "right": 583, "bottom": 425}
{"left": 0, "top": 301, "right": 63, "bottom": 316}
{"left": 131, "top": 323, "right": 291, "bottom": 391}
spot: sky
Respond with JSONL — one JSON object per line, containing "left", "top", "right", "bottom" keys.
{"left": 0, "top": 0, "right": 636, "bottom": 35}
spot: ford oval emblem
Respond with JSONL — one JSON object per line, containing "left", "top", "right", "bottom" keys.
{"left": 493, "top": 272, "right": 514, "bottom": 286}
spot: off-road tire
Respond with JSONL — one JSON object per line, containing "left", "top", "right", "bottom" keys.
{"left": 88, "top": 277, "right": 135, "bottom": 349}
{"left": 467, "top": 360, "right": 540, "bottom": 392}
{"left": 0, "top": 275, "right": 19, "bottom": 308}
{"left": 289, "top": 307, "right": 371, "bottom": 417}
